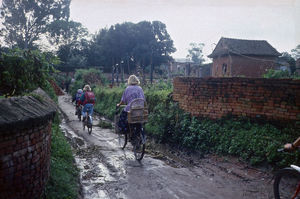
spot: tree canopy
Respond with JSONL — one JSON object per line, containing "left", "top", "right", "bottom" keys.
{"left": 291, "top": 44, "right": 300, "bottom": 60}
{"left": 87, "top": 21, "right": 176, "bottom": 83}
{"left": 187, "top": 42, "right": 205, "bottom": 65}
{"left": 0, "top": 0, "right": 71, "bottom": 49}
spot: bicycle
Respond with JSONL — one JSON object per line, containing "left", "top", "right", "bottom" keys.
{"left": 114, "top": 98, "right": 148, "bottom": 161}
{"left": 82, "top": 106, "right": 93, "bottom": 134}
{"left": 273, "top": 148, "right": 300, "bottom": 199}
{"left": 76, "top": 105, "right": 82, "bottom": 121}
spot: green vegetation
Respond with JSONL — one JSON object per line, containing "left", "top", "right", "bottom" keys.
{"left": 0, "top": 48, "right": 59, "bottom": 97}
{"left": 147, "top": 100, "right": 299, "bottom": 168}
{"left": 263, "top": 69, "right": 300, "bottom": 79}
{"left": 92, "top": 81, "right": 299, "bottom": 169}
{"left": 44, "top": 116, "right": 79, "bottom": 199}
{"left": 0, "top": 47, "right": 79, "bottom": 198}
{"left": 70, "top": 68, "right": 108, "bottom": 96}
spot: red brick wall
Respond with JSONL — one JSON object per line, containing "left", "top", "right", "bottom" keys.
{"left": 212, "top": 55, "right": 276, "bottom": 78}
{"left": 173, "top": 77, "right": 300, "bottom": 122}
{"left": 0, "top": 121, "right": 52, "bottom": 199}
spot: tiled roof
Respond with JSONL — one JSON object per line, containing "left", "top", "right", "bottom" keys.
{"left": 208, "top": 37, "right": 281, "bottom": 58}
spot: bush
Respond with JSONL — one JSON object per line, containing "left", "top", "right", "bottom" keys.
{"left": 70, "top": 68, "right": 108, "bottom": 97}
{"left": 44, "top": 118, "right": 79, "bottom": 198}
{"left": 0, "top": 48, "right": 59, "bottom": 96}
{"left": 146, "top": 99, "right": 300, "bottom": 168}
{"left": 88, "top": 80, "right": 300, "bottom": 169}
{"left": 264, "top": 69, "right": 300, "bottom": 79}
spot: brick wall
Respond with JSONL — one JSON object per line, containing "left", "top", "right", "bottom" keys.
{"left": 212, "top": 55, "right": 276, "bottom": 78}
{"left": 173, "top": 77, "right": 300, "bottom": 123}
{"left": 0, "top": 93, "right": 56, "bottom": 199}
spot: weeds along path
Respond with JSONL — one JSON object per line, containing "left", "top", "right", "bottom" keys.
{"left": 58, "top": 94, "right": 272, "bottom": 199}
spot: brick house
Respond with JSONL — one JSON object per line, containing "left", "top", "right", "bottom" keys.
{"left": 208, "top": 37, "right": 281, "bottom": 77}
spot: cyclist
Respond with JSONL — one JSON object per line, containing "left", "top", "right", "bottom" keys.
{"left": 80, "top": 85, "right": 96, "bottom": 123}
{"left": 72, "top": 89, "right": 83, "bottom": 115}
{"left": 117, "top": 75, "right": 145, "bottom": 135}
{"left": 284, "top": 137, "right": 300, "bottom": 151}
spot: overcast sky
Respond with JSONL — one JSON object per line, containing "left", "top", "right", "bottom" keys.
{"left": 70, "top": 0, "right": 300, "bottom": 60}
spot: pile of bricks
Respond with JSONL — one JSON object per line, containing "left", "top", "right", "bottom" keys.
{"left": 173, "top": 77, "right": 300, "bottom": 123}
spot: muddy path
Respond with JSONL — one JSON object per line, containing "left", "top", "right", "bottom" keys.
{"left": 58, "top": 94, "right": 273, "bottom": 199}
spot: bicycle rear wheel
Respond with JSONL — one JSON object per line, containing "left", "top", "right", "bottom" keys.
{"left": 132, "top": 126, "right": 145, "bottom": 161}
{"left": 273, "top": 167, "right": 300, "bottom": 199}
{"left": 78, "top": 111, "right": 81, "bottom": 121}
{"left": 87, "top": 116, "right": 92, "bottom": 134}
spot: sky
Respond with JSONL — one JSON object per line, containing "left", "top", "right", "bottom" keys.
{"left": 70, "top": 0, "right": 300, "bottom": 60}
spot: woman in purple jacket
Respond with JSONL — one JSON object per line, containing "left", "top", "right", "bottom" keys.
{"left": 117, "top": 75, "right": 145, "bottom": 134}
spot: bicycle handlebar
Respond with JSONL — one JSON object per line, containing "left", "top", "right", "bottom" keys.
{"left": 115, "top": 105, "right": 126, "bottom": 114}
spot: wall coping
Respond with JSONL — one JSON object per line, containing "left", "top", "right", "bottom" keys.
{"left": 174, "top": 76, "right": 300, "bottom": 83}
{"left": 0, "top": 89, "right": 57, "bottom": 131}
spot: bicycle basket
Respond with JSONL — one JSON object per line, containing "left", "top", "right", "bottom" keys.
{"left": 127, "top": 98, "right": 148, "bottom": 124}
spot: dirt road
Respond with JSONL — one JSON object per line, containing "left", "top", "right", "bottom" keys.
{"left": 58, "top": 95, "right": 273, "bottom": 199}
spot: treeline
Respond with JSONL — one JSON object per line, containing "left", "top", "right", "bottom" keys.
{"left": 58, "top": 21, "right": 176, "bottom": 84}
{"left": 1, "top": 0, "right": 177, "bottom": 85}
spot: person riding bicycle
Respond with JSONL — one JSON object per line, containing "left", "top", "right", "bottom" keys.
{"left": 284, "top": 137, "right": 300, "bottom": 151}
{"left": 72, "top": 89, "right": 83, "bottom": 115}
{"left": 116, "top": 75, "right": 145, "bottom": 135}
{"left": 80, "top": 85, "right": 96, "bottom": 123}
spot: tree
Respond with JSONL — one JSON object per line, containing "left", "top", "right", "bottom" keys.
{"left": 86, "top": 20, "right": 176, "bottom": 85}
{"left": 56, "top": 21, "right": 89, "bottom": 68}
{"left": 280, "top": 52, "right": 296, "bottom": 74}
{"left": 48, "top": 20, "right": 89, "bottom": 46}
{"left": 291, "top": 44, "right": 300, "bottom": 60}
{"left": 187, "top": 42, "right": 205, "bottom": 64}
{"left": 0, "top": 0, "right": 71, "bottom": 49}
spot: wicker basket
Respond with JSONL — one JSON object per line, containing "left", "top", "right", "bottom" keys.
{"left": 127, "top": 98, "right": 148, "bottom": 124}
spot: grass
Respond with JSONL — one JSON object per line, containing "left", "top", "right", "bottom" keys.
{"left": 44, "top": 117, "right": 79, "bottom": 199}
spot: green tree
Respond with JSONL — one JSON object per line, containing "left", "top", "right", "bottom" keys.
{"left": 0, "top": 48, "right": 59, "bottom": 96}
{"left": 56, "top": 21, "right": 89, "bottom": 68}
{"left": 86, "top": 20, "right": 175, "bottom": 85}
{"left": 280, "top": 52, "right": 296, "bottom": 74}
{"left": 291, "top": 44, "right": 300, "bottom": 60}
{"left": 187, "top": 42, "right": 205, "bottom": 64}
{"left": 0, "top": 0, "right": 71, "bottom": 49}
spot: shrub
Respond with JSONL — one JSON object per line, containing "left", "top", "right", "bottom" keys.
{"left": 89, "top": 80, "right": 300, "bottom": 169}
{"left": 44, "top": 117, "right": 79, "bottom": 198}
{"left": 0, "top": 48, "right": 58, "bottom": 97}
{"left": 70, "top": 68, "right": 108, "bottom": 96}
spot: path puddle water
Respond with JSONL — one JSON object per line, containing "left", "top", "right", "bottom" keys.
{"left": 60, "top": 120, "right": 114, "bottom": 199}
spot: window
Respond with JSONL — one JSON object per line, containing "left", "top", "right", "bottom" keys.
{"left": 222, "top": 63, "right": 227, "bottom": 75}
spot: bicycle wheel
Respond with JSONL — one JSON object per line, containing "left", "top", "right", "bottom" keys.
{"left": 114, "top": 114, "right": 127, "bottom": 149}
{"left": 78, "top": 111, "right": 81, "bottom": 121}
{"left": 273, "top": 167, "right": 300, "bottom": 199}
{"left": 87, "top": 116, "right": 92, "bottom": 134}
{"left": 132, "top": 126, "right": 145, "bottom": 161}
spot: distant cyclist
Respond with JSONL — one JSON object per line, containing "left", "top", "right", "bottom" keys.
{"left": 72, "top": 89, "right": 83, "bottom": 115}
{"left": 80, "top": 85, "right": 96, "bottom": 122}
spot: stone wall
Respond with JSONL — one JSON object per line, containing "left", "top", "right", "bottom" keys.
{"left": 0, "top": 92, "right": 56, "bottom": 198}
{"left": 173, "top": 77, "right": 300, "bottom": 123}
